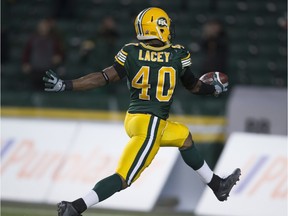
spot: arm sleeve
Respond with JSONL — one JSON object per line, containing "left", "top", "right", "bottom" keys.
{"left": 113, "top": 46, "right": 129, "bottom": 79}
{"left": 114, "top": 47, "right": 128, "bottom": 67}
{"left": 113, "top": 61, "right": 126, "bottom": 79}
{"left": 181, "top": 68, "right": 215, "bottom": 95}
{"left": 180, "top": 67, "right": 198, "bottom": 90}
{"left": 181, "top": 52, "right": 192, "bottom": 69}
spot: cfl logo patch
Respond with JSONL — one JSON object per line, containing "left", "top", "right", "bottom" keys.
{"left": 157, "top": 17, "right": 168, "bottom": 27}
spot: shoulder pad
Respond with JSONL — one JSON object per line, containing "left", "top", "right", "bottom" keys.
{"left": 171, "top": 44, "right": 185, "bottom": 49}
{"left": 123, "top": 43, "right": 139, "bottom": 51}
{"left": 120, "top": 42, "right": 139, "bottom": 54}
{"left": 124, "top": 42, "right": 139, "bottom": 47}
{"left": 115, "top": 43, "right": 139, "bottom": 66}
{"left": 171, "top": 44, "right": 192, "bottom": 69}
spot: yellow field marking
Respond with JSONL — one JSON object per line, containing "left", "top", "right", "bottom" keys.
{"left": 1, "top": 107, "right": 227, "bottom": 142}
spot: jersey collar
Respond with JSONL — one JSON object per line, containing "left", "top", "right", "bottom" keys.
{"left": 140, "top": 42, "right": 171, "bottom": 51}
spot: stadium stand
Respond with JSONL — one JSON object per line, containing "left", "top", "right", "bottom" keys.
{"left": 1, "top": 0, "right": 287, "bottom": 113}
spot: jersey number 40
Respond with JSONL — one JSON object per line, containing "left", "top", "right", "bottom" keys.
{"left": 132, "top": 66, "right": 176, "bottom": 102}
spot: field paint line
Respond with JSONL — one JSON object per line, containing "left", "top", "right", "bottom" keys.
{"left": 2, "top": 206, "right": 54, "bottom": 216}
{"left": 2, "top": 107, "right": 226, "bottom": 143}
{"left": 1, "top": 206, "right": 149, "bottom": 216}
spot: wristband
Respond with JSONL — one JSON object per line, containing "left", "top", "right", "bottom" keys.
{"left": 64, "top": 80, "right": 73, "bottom": 91}
{"left": 101, "top": 71, "right": 110, "bottom": 85}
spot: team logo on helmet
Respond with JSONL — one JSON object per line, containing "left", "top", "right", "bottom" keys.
{"left": 157, "top": 17, "right": 168, "bottom": 27}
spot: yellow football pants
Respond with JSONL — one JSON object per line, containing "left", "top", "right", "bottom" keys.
{"left": 116, "top": 112, "right": 189, "bottom": 185}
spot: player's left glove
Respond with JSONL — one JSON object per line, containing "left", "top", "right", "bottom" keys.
{"left": 212, "top": 72, "right": 228, "bottom": 96}
{"left": 43, "top": 69, "right": 66, "bottom": 92}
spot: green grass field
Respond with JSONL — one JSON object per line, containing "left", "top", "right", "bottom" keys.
{"left": 1, "top": 201, "right": 196, "bottom": 216}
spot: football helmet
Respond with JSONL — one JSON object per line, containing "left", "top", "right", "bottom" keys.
{"left": 134, "top": 7, "right": 173, "bottom": 44}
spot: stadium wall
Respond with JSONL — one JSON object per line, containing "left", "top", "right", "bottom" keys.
{"left": 1, "top": 117, "right": 178, "bottom": 211}
{"left": 2, "top": 114, "right": 221, "bottom": 212}
{"left": 227, "top": 86, "right": 287, "bottom": 135}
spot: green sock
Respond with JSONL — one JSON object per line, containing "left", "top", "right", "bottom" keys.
{"left": 93, "top": 174, "right": 123, "bottom": 202}
{"left": 180, "top": 143, "right": 204, "bottom": 170}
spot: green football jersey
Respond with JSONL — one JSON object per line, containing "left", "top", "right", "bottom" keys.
{"left": 115, "top": 42, "right": 192, "bottom": 119}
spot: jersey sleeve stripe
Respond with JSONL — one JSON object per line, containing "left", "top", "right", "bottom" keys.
{"left": 181, "top": 52, "right": 191, "bottom": 68}
{"left": 118, "top": 52, "right": 127, "bottom": 60}
{"left": 182, "top": 59, "right": 191, "bottom": 64}
{"left": 182, "top": 63, "right": 192, "bottom": 68}
{"left": 181, "top": 53, "right": 191, "bottom": 61}
{"left": 182, "top": 61, "right": 192, "bottom": 66}
{"left": 117, "top": 54, "right": 126, "bottom": 62}
{"left": 115, "top": 49, "right": 128, "bottom": 66}
{"left": 115, "top": 57, "right": 125, "bottom": 66}
{"left": 181, "top": 59, "right": 192, "bottom": 68}
{"left": 120, "top": 49, "right": 128, "bottom": 56}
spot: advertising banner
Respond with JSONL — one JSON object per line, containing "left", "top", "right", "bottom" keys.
{"left": 1, "top": 118, "right": 178, "bottom": 211}
{"left": 196, "top": 132, "right": 288, "bottom": 216}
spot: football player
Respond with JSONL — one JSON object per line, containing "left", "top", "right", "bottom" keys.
{"left": 43, "top": 7, "right": 241, "bottom": 216}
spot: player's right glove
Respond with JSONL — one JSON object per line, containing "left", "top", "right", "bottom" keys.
{"left": 212, "top": 72, "right": 228, "bottom": 96}
{"left": 43, "top": 69, "right": 66, "bottom": 92}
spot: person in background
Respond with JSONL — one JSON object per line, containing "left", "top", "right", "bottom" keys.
{"left": 80, "top": 15, "right": 120, "bottom": 70}
{"left": 22, "top": 18, "right": 65, "bottom": 90}
{"left": 1, "top": 27, "right": 10, "bottom": 64}
{"left": 200, "top": 19, "right": 228, "bottom": 75}
{"left": 277, "top": 12, "right": 287, "bottom": 30}
{"left": 80, "top": 15, "right": 121, "bottom": 93}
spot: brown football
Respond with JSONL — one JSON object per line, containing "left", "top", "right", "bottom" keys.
{"left": 199, "top": 71, "right": 228, "bottom": 85}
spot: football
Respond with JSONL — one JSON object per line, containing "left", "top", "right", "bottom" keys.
{"left": 199, "top": 71, "right": 228, "bottom": 85}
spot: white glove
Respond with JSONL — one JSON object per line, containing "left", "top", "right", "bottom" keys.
{"left": 43, "top": 69, "right": 65, "bottom": 92}
{"left": 212, "top": 72, "right": 228, "bottom": 96}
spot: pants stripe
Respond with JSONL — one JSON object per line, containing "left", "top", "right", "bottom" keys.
{"left": 127, "top": 116, "right": 159, "bottom": 185}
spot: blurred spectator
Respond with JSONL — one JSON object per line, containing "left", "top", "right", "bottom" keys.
{"left": 80, "top": 16, "right": 120, "bottom": 70}
{"left": 47, "top": 17, "right": 67, "bottom": 59}
{"left": 22, "top": 18, "right": 65, "bottom": 91}
{"left": 200, "top": 19, "right": 229, "bottom": 75}
{"left": 79, "top": 16, "right": 122, "bottom": 94}
{"left": 1, "top": 27, "right": 10, "bottom": 64}
{"left": 277, "top": 12, "right": 287, "bottom": 30}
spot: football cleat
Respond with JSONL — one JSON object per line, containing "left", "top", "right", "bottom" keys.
{"left": 214, "top": 168, "right": 241, "bottom": 201}
{"left": 57, "top": 201, "right": 82, "bottom": 216}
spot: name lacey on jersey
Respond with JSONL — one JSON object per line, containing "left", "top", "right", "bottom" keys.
{"left": 138, "top": 50, "right": 170, "bottom": 62}
{"left": 115, "top": 43, "right": 192, "bottom": 67}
